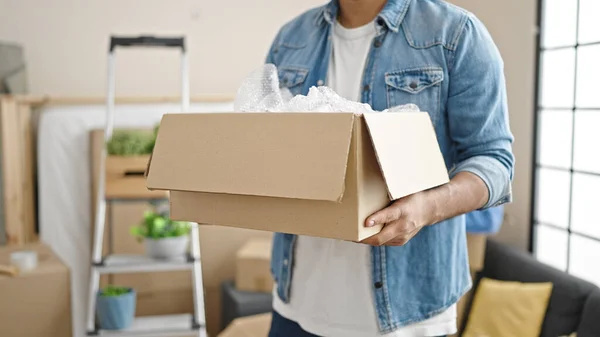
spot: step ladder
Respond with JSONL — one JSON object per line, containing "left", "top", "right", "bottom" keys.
{"left": 86, "top": 36, "right": 205, "bottom": 337}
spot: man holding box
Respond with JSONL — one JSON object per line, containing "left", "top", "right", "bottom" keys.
{"left": 266, "top": 0, "right": 514, "bottom": 336}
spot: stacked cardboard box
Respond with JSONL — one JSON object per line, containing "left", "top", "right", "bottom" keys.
{"left": 0, "top": 243, "right": 72, "bottom": 337}
{"left": 235, "top": 238, "right": 273, "bottom": 293}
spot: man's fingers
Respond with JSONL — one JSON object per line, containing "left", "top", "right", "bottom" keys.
{"left": 361, "top": 221, "right": 422, "bottom": 247}
{"left": 365, "top": 203, "right": 403, "bottom": 227}
{"left": 360, "top": 223, "right": 398, "bottom": 246}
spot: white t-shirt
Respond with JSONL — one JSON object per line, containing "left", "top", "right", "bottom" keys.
{"left": 272, "top": 21, "right": 457, "bottom": 337}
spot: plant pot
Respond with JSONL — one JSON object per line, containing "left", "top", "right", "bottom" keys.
{"left": 96, "top": 288, "right": 136, "bottom": 330}
{"left": 144, "top": 235, "right": 189, "bottom": 259}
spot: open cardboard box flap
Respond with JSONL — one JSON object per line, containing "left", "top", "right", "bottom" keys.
{"left": 363, "top": 112, "right": 449, "bottom": 200}
{"left": 146, "top": 112, "right": 448, "bottom": 203}
{"left": 147, "top": 112, "right": 354, "bottom": 202}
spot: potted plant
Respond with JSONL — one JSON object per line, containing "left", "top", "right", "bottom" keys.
{"left": 130, "top": 210, "right": 191, "bottom": 259}
{"left": 96, "top": 285, "right": 136, "bottom": 330}
{"left": 106, "top": 125, "right": 159, "bottom": 157}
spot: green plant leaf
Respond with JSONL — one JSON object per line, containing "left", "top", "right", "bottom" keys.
{"left": 101, "top": 285, "right": 130, "bottom": 297}
{"left": 106, "top": 130, "right": 156, "bottom": 156}
{"left": 130, "top": 209, "right": 190, "bottom": 239}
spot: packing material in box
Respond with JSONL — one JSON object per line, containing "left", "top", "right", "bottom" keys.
{"left": 236, "top": 239, "right": 273, "bottom": 293}
{"left": 146, "top": 112, "right": 448, "bottom": 241}
{"left": 0, "top": 242, "right": 72, "bottom": 337}
{"left": 218, "top": 313, "right": 272, "bottom": 337}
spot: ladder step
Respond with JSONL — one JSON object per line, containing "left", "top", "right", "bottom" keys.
{"left": 90, "top": 314, "right": 205, "bottom": 337}
{"left": 95, "top": 254, "right": 196, "bottom": 274}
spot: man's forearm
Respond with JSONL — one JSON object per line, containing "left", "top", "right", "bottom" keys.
{"left": 424, "top": 171, "right": 489, "bottom": 226}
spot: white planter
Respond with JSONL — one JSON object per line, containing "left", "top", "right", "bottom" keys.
{"left": 144, "top": 236, "right": 189, "bottom": 259}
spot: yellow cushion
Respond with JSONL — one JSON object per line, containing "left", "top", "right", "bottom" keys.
{"left": 463, "top": 278, "right": 553, "bottom": 337}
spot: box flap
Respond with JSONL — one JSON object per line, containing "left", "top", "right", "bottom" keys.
{"left": 147, "top": 113, "right": 355, "bottom": 202}
{"left": 363, "top": 112, "right": 449, "bottom": 200}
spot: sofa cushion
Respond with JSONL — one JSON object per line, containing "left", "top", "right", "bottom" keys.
{"left": 483, "top": 240, "right": 597, "bottom": 337}
{"left": 463, "top": 278, "right": 552, "bottom": 337}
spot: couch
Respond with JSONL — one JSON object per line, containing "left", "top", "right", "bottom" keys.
{"left": 461, "top": 239, "right": 600, "bottom": 337}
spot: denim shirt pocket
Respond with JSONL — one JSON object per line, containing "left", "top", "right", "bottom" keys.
{"left": 278, "top": 66, "right": 309, "bottom": 96}
{"left": 385, "top": 66, "right": 444, "bottom": 125}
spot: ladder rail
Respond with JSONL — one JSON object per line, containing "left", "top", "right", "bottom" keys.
{"left": 87, "top": 35, "right": 195, "bottom": 335}
{"left": 181, "top": 52, "right": 190, "bottom": 112}
{"left": 87, "top": 49, "right": 116, "bottom": 332}
{"left": 190, "top": 223, "right": 204, "bottom": 326}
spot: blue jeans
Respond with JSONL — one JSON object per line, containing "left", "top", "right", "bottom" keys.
{"left": 268, "top": 310, "right": 447, "bottom": 337}
{"left": 268, "top": 311, "right": 319, "bottom": 337}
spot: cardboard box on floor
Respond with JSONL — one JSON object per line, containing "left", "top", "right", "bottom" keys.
{"left": 218, "top": 313, "right": 272, "bottom": 337}
{"left": 236, "top": 239, "right": 273, "bottom": 293}
{"left": 0, "top": 242, "right": 72, "bottom": 337}
{"left": 146, "top": 112, "right": 449, "bottom": 241}
{"left": 90, "top": 129, "right": 192, "bottom": 315}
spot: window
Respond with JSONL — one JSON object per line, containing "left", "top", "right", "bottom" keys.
{"left": 532, "top": 0, "right": 600, "bottom": 286}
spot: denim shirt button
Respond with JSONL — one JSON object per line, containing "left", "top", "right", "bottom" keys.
{"left": 317, "top": 80, "right": 324, "bottom": 86}
{"left": 374, "top": 281, "right": 383, "bottom": 289}
{"left": 363, "top": 84, "right": 370, "bottom": 92}
{"left": 374, "top": 40, "right": 382, "bottom": 48}
{"left": 283, "top": 259, "right": 289, "bottom": 266}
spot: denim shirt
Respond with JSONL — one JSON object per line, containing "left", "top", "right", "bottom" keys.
{"left": 266, "top": 0, "right": 514, "bottom": 333}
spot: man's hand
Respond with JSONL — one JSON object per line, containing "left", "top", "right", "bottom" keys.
{"left": 360, "top": 171, "right": 490, "bottom": 247}
{"left": 360, "top": 191, "right": 435, "bottom": 246}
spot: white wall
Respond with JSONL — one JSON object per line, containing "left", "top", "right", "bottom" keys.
{"left": 0, "top": 0, "right": 325, "bottom": 96}
{"left": 1, "top": 0, "right": 538, "bottom": 250}
{"left": 450, "top": 0, "right": 538, "bottom": 251}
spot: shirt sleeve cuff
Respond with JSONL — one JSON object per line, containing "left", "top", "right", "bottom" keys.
{"left": 449, "top": 155, "right": 512, "bottom": 209}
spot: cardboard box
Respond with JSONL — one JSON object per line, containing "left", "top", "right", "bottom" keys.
{"left": 147, "top": 112, "right": 449, "bottom": 241}
{"left": 466, "top": 233, "right": 487, "bottom": 272}
{"left": 236, "top": 239, "right": 273, "bottom": 293}
{"left": 106, "top": 155, "right": 168, "bottom": 199}
{"left": 218, "top": 313, "right": 272, "bottom": 337}
{"left": 91, "top": 129, "right": 167, "bottom": 200}
{"left": 0, "top": 243, "right": 72, "bottom": 337}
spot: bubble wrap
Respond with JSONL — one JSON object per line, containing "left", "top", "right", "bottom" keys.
{"left": 234, "top": 65, "right": 420, "bottom": 114}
